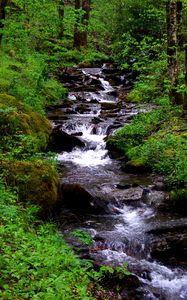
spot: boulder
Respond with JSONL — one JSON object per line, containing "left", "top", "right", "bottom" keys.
{"left": 152, "top": 176, "right": 166, "bottom": 191}
{"left": 0, "top": 93, "right": 52, "bottom": 152}
{"left": 0, "top": 159, "right": 61, "bottom": 215}
{"left": 141, "top": 189, "right": 166, "bottom": 208}
{"left": 121, "top": 187, "right": 143, "bottom": 203}
{"left": 61, "top": 184, "right": 105, "bottom": 214}
{"left": 150, "top": 229, "right": 187, "bottom": 267}
{"left": 49, "top": 126, "right": 85, "bottom": 152}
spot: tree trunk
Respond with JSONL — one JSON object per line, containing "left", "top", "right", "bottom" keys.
{"left": 177, "top": 1, "right": 183, "bottom": 49}
{"left": 59, "top": 0, "right": 64, "bottom": 38}
{"left": 73, "top": 0, "right": 90, "bottom": 48}
{"left": 166, "top": 0, "right": 180, "bottom": 104}
{"left": 73, "top": 0, "right": 81, "bottom": 48}
{"left": 0, "top": 0, "right": 8, "bottom": 44}
{"left": 80, "top": 0, "right": 90, "bottom": 48}
{"left": 184, "top": 35, "right": 187, "bottom": 109}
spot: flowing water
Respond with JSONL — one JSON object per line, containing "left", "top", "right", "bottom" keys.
{"left": 50, "top": 66, "right": 187, "bottom": 299}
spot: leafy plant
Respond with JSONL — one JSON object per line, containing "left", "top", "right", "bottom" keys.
{"left": 72, "top": 229, "right": 93, "bottom": 246}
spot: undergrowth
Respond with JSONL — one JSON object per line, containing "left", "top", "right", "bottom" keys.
{"left": 107, "top": 104, "right": 187, "bottom": 189}
{"left": 0, "top": 180, "right": 93, "bottom": 299}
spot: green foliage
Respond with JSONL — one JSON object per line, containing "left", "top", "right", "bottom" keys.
{"left": 0, "top": 51, "right": 65, "bottom": 113}
{"left": 0, "top": 93, "right": 52, "bottom": 157}
{"left": 90, "top": 263, "right": 131, "bottom": 282}
{"left": 0, "top": 180, "right": 93, "bottom": 300}
{"left": 72, "top": 229, "right": 93, "bottom": 246}
{"left": 3, "top": 0, "right": 60, "bottom": 54}
{"left": 108, "top": 105, "right": 187, "bottom": 188}
{"left": 0, "top": 179, "right": 131, "bottom": 299}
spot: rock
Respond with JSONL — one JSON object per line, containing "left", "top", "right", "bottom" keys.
{"left": 0, "top": 93, "right": 52, "bottom": 152}
{"left": 153, "top": 176, "right": 166, "bottom": 191}
{"left": 71, "top": 132, "right": 83, "bottom": 136}
{"left": 0, "top": 159, "right": 61, "bottom": 215}
{"left": 61, "top": 184, "right": 105, "bottom": 214}
{"left": 121, "top": 187, "right": 143, "bottom": 203}
{"left": 169, "top": 188, "right": 187, "bottom": 215}
{"left": 101, "top": 102, "right": 118, "bottom": 110}
{"left": 91, "top": 126, "right": 97, "bottom": 135}
{"left": 90, "top": 99, "right": 99, "bottom": 104}
{"left": 141, "top": 189, "right": 166, "bottom": 208}
{"left": 106, "top": 124, "right": 122, "bottom": 135}
{"left": 150, "top": 229, "right": 187, "bottom": 267}
{"left": 92, "top": 117, "right": 103, "bottom": 124}
{"left": 49, "top": 126, "right": 85, "bottom": 152}
{"left": 121, "top": 160, "right": 150, "bottom": 174}
{"left": 75, "top": 104, "right": 90, "bottom": 114}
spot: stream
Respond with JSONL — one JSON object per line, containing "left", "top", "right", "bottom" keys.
{"left": 48, "top": 65, "right": 187, "bottom": 299}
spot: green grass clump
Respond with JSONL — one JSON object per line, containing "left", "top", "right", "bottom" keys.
{"left": 0, "top": 180, "right": 93, "bottom": 300}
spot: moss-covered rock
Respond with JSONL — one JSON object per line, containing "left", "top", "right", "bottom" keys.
{"left": 0, "top": 93, "right": 52, "bottom": 151}
{"left": 0, "top": 159, "right": 61, "bottom": 214}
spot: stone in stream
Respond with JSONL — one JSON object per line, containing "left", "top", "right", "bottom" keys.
{"left": 141, "top": 188, "right": 166, "bottom": 208}
{"left": 49, "top": 126, "right": 85, "bottom": 152}
{"left": 149, "top": 229, "right": 187, "bottom": 267}
{"left": 120, "top": 187, "right": 143, "bottom": 203}
{"left": 61, "top": 184, "right": 111, "bottom": 214}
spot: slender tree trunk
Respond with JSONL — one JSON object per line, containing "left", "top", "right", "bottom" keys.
{"left": 0, "top": 0, "right": 8, "bottom": 44}
{"left": 59, "top": 0, "right": 64, "bottom": 38}
{"left": 80, "top": 0, "right": 90, "bottom": 47}
{"left": 166, "top": 0, "right": 180, "bottom": 104}
{"left": 73, "top": 0, "right": 90, "bottom": 48}
{"left": 177, "top": 1, "right": 183, "bottom": 48}
{"left": 73, "top": 0, "right": 81, "bottom": 48}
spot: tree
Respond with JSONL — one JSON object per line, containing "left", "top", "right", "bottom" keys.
{"left": 73, "top": 0, "right": 91, "bottom": 48}
{"left": 0, "top": 0, "right": 8, "bottom": 44}
{"left": 58, "top": 0, "right": 65, "bottom": 38}
{"left": 166, "top": 0, "right": 180, "bottom": 103}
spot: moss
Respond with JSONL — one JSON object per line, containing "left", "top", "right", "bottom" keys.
{"left": 124, "top": 158, "right": 149, "bottom": 173}
{"left": 0, "top": 159, "right": 61, "bottom": 214}
{"left": 0, "top": 93, "right": 52, "bottom": 151}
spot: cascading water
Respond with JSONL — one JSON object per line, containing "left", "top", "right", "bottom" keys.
{"left": 51, "top": 66, "right": 187, "bottom": 299}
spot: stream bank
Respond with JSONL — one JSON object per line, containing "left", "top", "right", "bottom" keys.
{"left": 48, "top": 64, "right": 187, "bottom": 299}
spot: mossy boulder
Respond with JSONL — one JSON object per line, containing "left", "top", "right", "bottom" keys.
{"left": 121, "top": 159, "right": 150, "bottom": 173}
{"left": 0, "top": 159, "right": 61, "bottom": 214}
{"left": 0, "top": 93, "right": 52, "bottom": 151}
